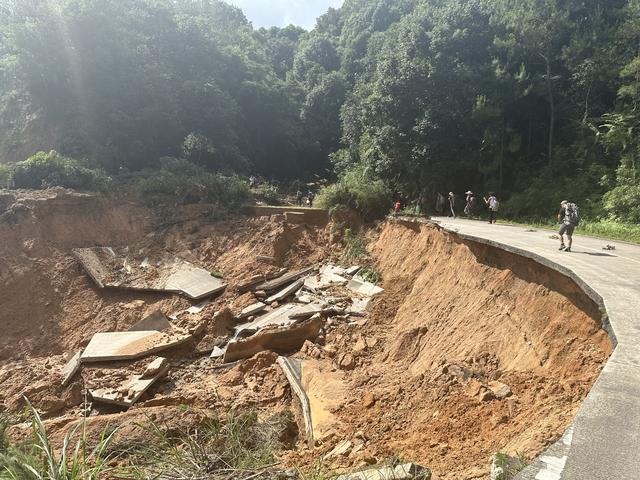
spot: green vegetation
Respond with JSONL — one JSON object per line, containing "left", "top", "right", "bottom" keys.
{"left": 316, "top": 164, "right": 391, "bottom": 220}
{"left": 1, "top": 0, "right": 640, "bottom": 228}
{"left": 127, "top": 411, "right": 296, "bottom": 480}
{"left": 7, "top": 151, "right": 110, "bottom": 191}
{"left": 340, "top": 228, "right": 369, "bottom": 264}
{"left": 135, "top": 158, "right": 249, "bottom": 207}
{"left": 0, "top": 165, "right": 11, "bottom": 189}
{"left": 0, "top": 403, "right": 117, "bottom": 480}
{"left": 492, "top": 451, "right": 527, "bottom": 480}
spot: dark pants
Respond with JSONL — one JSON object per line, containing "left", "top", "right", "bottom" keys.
{"left": 489, "top": 210, "right": 497, "bottom": 223}
{"left": 559, "top": 223, "right": 575, "bottom": 237}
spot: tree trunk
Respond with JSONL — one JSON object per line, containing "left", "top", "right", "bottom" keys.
{"left": 544, "top": 49, "right": 554, "bottom": 166}
{"left": 499, "top": 118, "right": 505, "bottom": 189}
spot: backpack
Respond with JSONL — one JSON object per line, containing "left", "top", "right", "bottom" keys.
{"left": 565, "top": 202, "right": 580, "bottom": 226}
{"left": 489, "top": 197, "right": 499, "bottom": 211}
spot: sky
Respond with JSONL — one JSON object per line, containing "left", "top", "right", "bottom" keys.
{"left": 227, "top": 0, "right": 344, "bottom": 30}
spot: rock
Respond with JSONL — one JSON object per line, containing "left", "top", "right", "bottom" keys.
{"left": 325, "top": 440, "right": 353, "bottom": 460}
{"left": 488, "top": 381, "right": 512, "bottom": 399}
{"left": 362, "top": 392, "right": 376, "bottom": 408}
{"left": 39, "top": 395, "right": 65, "bottom": 416}
{"left": 338, "top": 353, "right": 356, "bottom": 370}
{"left": 479, "top": 389, "right": 495, "bottom": 402}
{"left": 142, "top": 357, "right": 169, "bottom": 379}
{"left": 63, "top": 383, "right": 83, "bottom": 407}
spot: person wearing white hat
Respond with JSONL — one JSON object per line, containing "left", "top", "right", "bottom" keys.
{"left": 464, "top": 190, "right": 477, "bottom": 217}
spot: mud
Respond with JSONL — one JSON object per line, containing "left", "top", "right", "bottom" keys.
{"left": 0, "top": 191, "right": 611, "bottom": 479}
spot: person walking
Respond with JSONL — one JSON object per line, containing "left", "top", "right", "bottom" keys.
{"left": 484, "top": 192, "right": 499, "bottom": 224}
{"left": 393, "top": 200, "right": 401, "bottom": 216}
{"left": 558, "top": 200, "right": 580, "bottom": 252}
{"left": 464, "top": 191, "right": 477, "bottom": 217}
{"left": 295, "top": 189, "right": 303, "bottom": 206}
{"left": 306, "top": 190, "right": 314, "bottom": 207}
{"left": 448, "top": 192, "right": 457, "bottom": 218}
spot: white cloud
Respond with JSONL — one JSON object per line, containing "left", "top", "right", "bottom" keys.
{"left": 228, "top": 0, "right": 344, "bottom": 30}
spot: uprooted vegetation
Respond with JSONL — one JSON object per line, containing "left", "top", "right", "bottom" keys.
{"left": 0, "top": 190, "right": 611, "bottom": 479}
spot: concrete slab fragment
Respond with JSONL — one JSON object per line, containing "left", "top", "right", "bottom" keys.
{"left": 129, "top": 310, "right": 171, "bottom": 332}
{"left": 347, "top": 298, "right": 371, "bottom": 316}
{"left": 90, "top": 357, "right": 169, "bottom": 407}
{"left": 81, "top": 330, "right": 191, "bottom": 363}
{"left": 74, "top": 247, "right": 226, "bottom": 299}
{"left": 347, "top": 277, "right": 384, "bottom": 297}
{"left": 335, "top": 463, "right": 431, "bottom": 480}
{"left": 61, "top": 350, "right": 82, "bottom": 386}
{"left": 265, "top": 278, "right": 304, "bottom": 304}
{"left": 304, "top": 271, "right": 348, "bottom": 291}
{"left": 223, "top": 316, "right": 323, "bottom": 363}
{"left": 278, "top": 356, "right": 314, "bottom": 447}
{"left": 254, "top": 266, "right": 315, "bottom": 292}
{"left": 239, "top": 302, "right": 267, "bottom": 319}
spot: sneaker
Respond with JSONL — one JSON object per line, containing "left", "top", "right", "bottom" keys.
{"left": 559, "top": 245, "right": 566, "bottom": 251}
{"left": 564, "top": 247, "right": 571, "bottom": 252}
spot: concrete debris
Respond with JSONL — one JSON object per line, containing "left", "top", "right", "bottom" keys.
{"left": 90, "top": 357, "right": 170, "bottom": 407}
{"left": 289, "top": 305, "right": 344, "bottom": 320}
{"left": 347, "top": 276, "right": 384, "bottom": 297}
{"left": 285, "top": 211, "right": 306, "bottom": 224}
{"left": 129, "top": 310, "right": 172, "bottom": 332}
{"left": 347, "top": 297, "right": 371, "bottom": 316}
{"left": 81, "top": 329, "right": 192, "bottom": 363}
{"left": 265, "top": 278, "right": 305, "bottom": 304}
{"left": 169, "top": 299, "right": 210, "bottom": 320}
{"left": 304, "top": 271, "right": 348, "bottom": 291}
{"left": 256, "top": 255, "right": 276, "bottom": 263}
{"left": 223, "top": 315, "right": 324, "bottom": 363}
{"left": 239, "top": 302, "right": 267, "bottom": 319}
{"left": 603, "top": 244, "right": 616, "bottom": 250}
{"left": 254, "top": 266, "right": 315, "bottom": 292}
{"left": 336, "top": 463, "right": 431, "bottom": 480}
{"left": 325, "top": 440, "right": 353, "bottom": 460}
{"left": 61, "top": 350, "right": 82, "bottom": 386}
{"left": 74, "top": 247, "right": 227, "bottom": 299}
{"left": 346, "top": 266, "right": 361, "bottom": 276}
{"left": 277, "top": 356, "right": 314, "bottom": 447}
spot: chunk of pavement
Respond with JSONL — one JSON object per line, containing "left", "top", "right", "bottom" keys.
{"left": 128, "top": 310, "right": 172, "bottom": 331}
{"left": 335, "top": 463, "right": 431, "bottom": 480}
{"left": 347, "top": 298, "right": 371, "bottom": 316}
{"left": 289, "top": 305, "right": 344, "bottom": 320}
{"left": 256, "top": 255, "right": 276, "bottom": 263}
{"left": 90, "top": 357, "right": 170, "bottom": 408}
{"left": 265, "top": 278, "right": 305, "bottom": 304}
{"left": 488, "top": 381, "right": 512, "bottom": 399}
{"left": 142, "top": 357, "right": 168, "bottom": 379}
{"left": 285, "top": 211, "right": 306, "bottom": 223}
{"left": 324, "top": 440, "right": 353, "bottom": 460}
{"left": 74, "top": 247, "right": 227, "bottom": 299}
{"left": 278, "top": 356, "right": 314, "bottom": 447}
{"left": 346, "top": 266, "right": 361, "bottom": 276}
{"left": 239, "top": 302, "right": 267, "bottom": 319}
{"left": 81, "top": 330, "right": 192, "bottom": 363}
{"left": 61, "top": 350, "right": 82, "bottom": 386}
{"left": 235, "top": 303, "right": 310, "bottom": 334}
{"left": 347, "top": 276, "right": 384, "bottom": 297}
{"left": 223, "top": 316, "right": 324, "bottom": 363}
{"left": 304, "top": 271, "right": 348, "bottom": 291}
{"left": 254, "top": 266, "right": 315, "bottom": 292}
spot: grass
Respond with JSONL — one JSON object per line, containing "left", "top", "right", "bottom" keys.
{"left": 496, "top": 217, "right": 640, "bottom": 244}
{"left": 0, "top": 401, "right": 118, "bottom": 480}
{"left": 492, "top": 451, "right": 527, "bottom": 480}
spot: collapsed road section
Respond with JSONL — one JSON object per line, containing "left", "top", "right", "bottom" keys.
{"left": 0, "top": 190, "right": 612, "bottom": 480}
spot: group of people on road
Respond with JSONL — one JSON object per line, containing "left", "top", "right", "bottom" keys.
{"left": 439, "top": 190, "right": 500, "bottom": 224}
{"left": 295, "top": 189, "right": 315, "bottom": 207}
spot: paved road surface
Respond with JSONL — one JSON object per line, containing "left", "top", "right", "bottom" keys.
{"left": 432, "top": 217, "right": 640, "bottom": 480}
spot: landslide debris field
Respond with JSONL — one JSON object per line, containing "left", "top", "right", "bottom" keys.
{"left": 0, "top": 189, "right": 612, "bottom": 479}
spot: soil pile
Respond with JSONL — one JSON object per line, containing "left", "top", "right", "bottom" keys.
{"left": 286, "top": 221, "right": 611, "bottom": 479}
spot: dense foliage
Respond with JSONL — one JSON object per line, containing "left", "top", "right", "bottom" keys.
{"left": 1, "top": 0, "right": 640, "bottom": 221}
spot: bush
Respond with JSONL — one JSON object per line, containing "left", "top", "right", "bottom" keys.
{"left": 316, "top": 163, "right": 391, "bottom": 221}
{"left": 136, "top": 157, "right": 250, "bottom": 207}
{"left": 602, "top": 184, "right": 640, "bottom": 223}
{"left": 11, "top": 151, "right": 111, "bottom": 190}
{"left": 0, "top": 164, "right": 12, "bottom": 189}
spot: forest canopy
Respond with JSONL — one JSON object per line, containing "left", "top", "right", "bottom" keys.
{"left": 1, "top": 0, "right": 640, "bottom": 221}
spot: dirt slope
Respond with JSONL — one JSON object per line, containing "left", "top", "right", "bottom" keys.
{"left": 288, "top": 220, "right": 611, "bottom": 479}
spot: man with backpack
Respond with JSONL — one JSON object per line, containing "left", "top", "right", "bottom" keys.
{"left": 558, "top": 200, "right": 580, "bottom": 252}
{"left": 484, "top": 193, "right": 499, "bottom": 224}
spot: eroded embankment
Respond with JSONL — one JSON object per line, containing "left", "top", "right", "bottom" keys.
{"left": 296, "top": 220, "right": 611, "bottom": 479}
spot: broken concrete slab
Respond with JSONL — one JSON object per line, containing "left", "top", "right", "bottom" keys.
{"left": 304, "top": 271, "right": 349, "bottom": 291}
{"left": 324, "top": 440, "right": 353, "bottom": 460}
{"left": 347, "top": 297, "right": 371, "bottom": 316}
{"left": 129, "top": 310, "right": 172, "bottom": 332}
{"left": 278, "top": 356, "right": 314, "bottom": 447}
{"left": 289, "top": 305, "right": 343, "bottom": 320}
{"left": 335, "top": 463, "right": 431, "bottom": 480}
{"left": 81, "top": 330, "right": 192, "bottom": 363}
{"left": 347, "top": 276, "right": 384, "bottom": 297}
{"left": 256, "top": 255, "right": 276, "bottom": 263}
{"left": 265, "top": 278, "right": 305, "bottom": 304}
{"left": 284, "top": 211, "right": 306, "bottom": 224}
{"left": 254, "top": 266, "right": 315, "bottom": 292}
{"left": 346, "top": 266, "right": 361, "bottom": 276}
{"left": 61, "top": 350, "right": 82, "bottom": 386}
{"left": 239, "top": 302, "right": 267, "bottom": 319}
{"left": 223, "top": 316, "right": 323, "bottom": 363}
{"left": 235, "top": 303, "right": 307, "bottom": 334}
{"left": 74, "top": 247, "right": 226, "bottom": 299}
{"left": 90, "top": 357, "right": 170, "bottom": 407}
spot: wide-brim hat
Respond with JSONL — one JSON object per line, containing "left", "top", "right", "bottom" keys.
{"left": 465, "top": 191, "right": 473, "bottom": 194}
